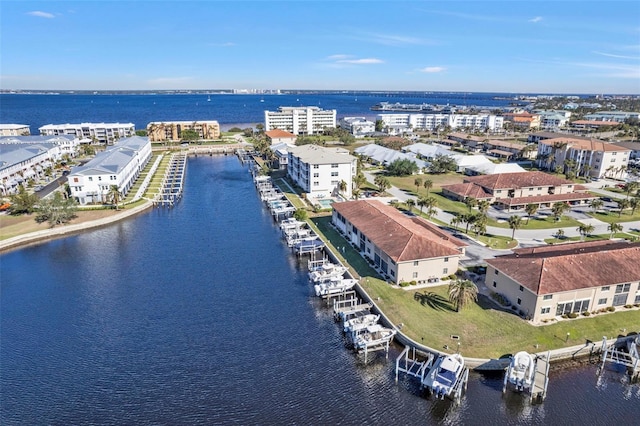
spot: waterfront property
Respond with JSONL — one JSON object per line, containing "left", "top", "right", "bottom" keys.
{"left": 264, "top": 106, "right": 336, "bottom": 135}
{"left": 376, "top": 113, "right": 503, "bottom": 134}
{"left": 332, "top": 199, "right": 466, "bottom": 284}
{"left": 441, "top": 171, "right": 596, "bottom": 210}
{"left": 0, "top": 124, "right": 30, "bottom": 136}
{"left": 265, "top": 129, "right": 297, "bottom": 145}
{"left": 485, "top": 240, "right": 640, "bottom": 324}
{"left": 1, "top": 134, "right": 84, "bottom": 158}
{"left": 338, "top": 117, "right": 376, "bottom": 138}
{"left": 67, "top": 136, "right": 152, "bottom": 205}
{"left": 146, "top": 120, "right": 220, "bottom": 142}
{"left": 0, "top": 141, "right": 60, "bottom": 195}
{"left": 39, "top": 122, "right": 135, "bottom": 145}
{"left": 287, "top": 144, "right": 356, "bottom": 200}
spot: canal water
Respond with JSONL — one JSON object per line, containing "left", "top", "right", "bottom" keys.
{"left": 1, "top": 156, "right": 638, "bottom": 424}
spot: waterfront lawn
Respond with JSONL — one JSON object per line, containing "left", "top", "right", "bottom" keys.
{"left": 359, "top": 279, "right": 640, "bottom": 359}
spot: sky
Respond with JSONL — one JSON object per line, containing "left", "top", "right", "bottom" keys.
{"left": 1, "top": 0, "right": 639, "bottom": 94}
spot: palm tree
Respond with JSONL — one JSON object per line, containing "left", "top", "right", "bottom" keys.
{"left": 630, "top": 197, "right": 639, "bottom": 215}
{"left": 108, "top": 185, "right": 123, "bottom": 210}
{"left": 551, "top": 202, "right": 570, "bottom": 222}
{"left": 423, "top": 179, "right": 433, "bottom": 196}
{"left": 577, "top": 223, "right": 594, "bottom": 241}
{"left": 508, "top": 215, "right": 523, "bottom": 240}
{"left": 352, "top": 188, "right": 361, "bottom": 200}
{"left": 555, "top": 229, "right": 565, "bottom": 239}
{"left": 414, "top": 177, "right": 423, "bottom": 194}
{"left": 607, "top": 222, "right": 623, "bottom": 239}
{"left": 374, "top": 175, "right": 390, "bottom": 194}
{"left": 524, "top": 203, "right": 538, "bottom": 224}
{"left": 477, "top": 200, "right": 490, "bottom": 214}
{"left": 464, "top": 197, "right": 477, "bottom": 212}
{"left": 448, "top": 279, "right": 479, "bottom": 312}
{"left": 589, "top": 198, "right": 604, "bottom": 213}
{"left": 450, "top": 214, "right": 462, "bottom": 231}
{"left": 623, "top": 181, "right": 639, "bottom": 198}
{"left": 617, "top": 198, "right": 630, "bottom": 217}
{"left": 338, "top": 180, "right": 347, "bottom": 198}
{"left": 406, "top": 198, "right": 416, "bottom": 213}
{"left": 462, "top": 212, "right": 477, "bottom": 234}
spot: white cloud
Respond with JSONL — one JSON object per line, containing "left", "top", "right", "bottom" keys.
{"left": 529, "top": 16, "right": 543, "bottom": 23}
{"left": 327, "top": 54, "right": 350, "bottom": 60}
{"left": 420, "top": 66, "right": 446, "bottom": 73}
{"left": 27, "top": 11, "right": 55, "bottom": 19}
{"left": 592, "top": 51, "right": 640, "bottom": 60}
{"left": 336, "top": 58, "right": 384, "bottom": 64}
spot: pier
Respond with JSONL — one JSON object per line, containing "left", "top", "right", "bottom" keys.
{"left": 530, "top": 352, "right": 551, "bottom": 403}
{"left": 155, "top": 152, "right": 186, "bottom": 207}
{"left": 597, "top": 335, "right": 640, "bottom": 382}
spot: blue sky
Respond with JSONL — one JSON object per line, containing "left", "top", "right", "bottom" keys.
{"left": 1, "top": 1, "right": 639, "bottom": 93}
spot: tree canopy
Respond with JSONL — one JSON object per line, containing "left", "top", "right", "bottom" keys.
{"left": 429, "top": 154, "right": 457, "bottom": 174}
{"left": 35, "top": 191, "right": 78, "bottom": 226}
{"left": 386, "top": 158, "right": 418, "bottom": 176}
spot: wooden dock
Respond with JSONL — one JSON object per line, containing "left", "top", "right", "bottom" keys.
{"left": 531, "top": 352, "right": 550, "bottom": 403}
{"left": 155, "top": 152, "right": 186, "bottom": 207}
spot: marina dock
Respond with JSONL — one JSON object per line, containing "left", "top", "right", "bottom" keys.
{"left": 597, "top": 335, "right": 640, "bottom": 382}
{"left": 155, "top": 152, "right": 186, "bottom": 207}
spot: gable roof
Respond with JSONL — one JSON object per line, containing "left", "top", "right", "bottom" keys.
{"left": 540, "top": 137, "right": 630, "bottom": 152}
{"left": 265, "top": 129, "right": 296, "bottom": 139}
{"left": 332, "top": 200, "right": 466, "bottom": 262}
{"left": 486, "top": 241, "right": 640, "bottom": 295}
{"left": 464, "top": 171, "right": 571, "bottom": 190}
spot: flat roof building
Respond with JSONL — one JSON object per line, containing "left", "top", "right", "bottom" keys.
{"left": 39, "top": 122, "right": 135, "bottom": 145}
{"left": 147, "top": 120, "right": 220, "bottom": 142}
{"left": 265, "top": 106, "right": 336, "bottom": 135}
{"left": 0, "top": 124, "right": 30, "bottom": 136}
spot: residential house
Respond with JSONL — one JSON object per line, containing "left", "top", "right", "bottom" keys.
{"left": 265, "top": 129, "right": 297, "bottom": 146}
{"left": 485, "top": 241, "right": 640, "bottom": 324}
{"left": 332, "top": 199, "right": 467, "bottom": 284}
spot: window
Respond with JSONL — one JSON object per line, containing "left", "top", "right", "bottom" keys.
{"left": 73, "top": 177, "right": 79, "bottom": 183}
{"left": 543, "top": 295, "right": 552, "bottom": 300}
{"left": 612, "top": 294, "right": 628, "bottom": 306}
{"left": 412, "top": 272, "right": 418, "bottom": 279}
{"left": 443, "top": 268, "right": 448, "bottom": 275}
{"left": 529, "top": 187, "right": 533, "bottom": 191}
{"left": 615, "top": 283, "right": 631, "bottom": 293}
{"left": 598, "top": 298, "right": 607, "bottom": 305}
{"left": 331, "top": 172, "right": 338, "bottom": 177}
{"left": 313, "top": 181, "right": 319, "bottom": 186}
{"left": 556, "top": 301, "right": 573, "bottom": 316}
{"left": 495, "top": 270, "right": 499, "bottom": 275}
{"left": 331, "top": 164, "right": 339, "bottom": 168}
{"left": 88, "top": 177, "right": 93, "bottom": 181}
{"left": 413, "top": 261, "right": 419, "bottom": 266}
{"left": 444, "top": 257, "right": 449, "bottom": 262}
{"left": 98, "top": 177, "right": 102, "bottom": 181}
{"left": 601, "top": 286, "right": 610, "bottom": 291}
{"left": 493, "top": 281, "right": 497, "bottom": 288}
{"left": 572, "top": 299, "right": 590, "bottom": 313}
{"left": 635, "top": 294, "right": 640, "bottom": 304}
{"left": 313, "top": 164, "right": 319, "bottom": 169}
{"left": 517, "top": 298, "right": 521, "bottom": 305}
{"left": 313, "top": 173, "right": 319, "bottom": 177}
{"left": 519, "top": 285, "right": 524, "bottom": 292}
{"left": 541, "top": 307, "right": 550, "bottom": 314}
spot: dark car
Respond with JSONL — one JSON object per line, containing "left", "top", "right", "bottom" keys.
{"left": 601, "top": 197, "right": 612, "bottom": 202}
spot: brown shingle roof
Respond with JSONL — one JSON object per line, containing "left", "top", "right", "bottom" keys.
{"left": 540, "top": 137, "right": 630, "bottom": 152}
{"left": 332, "top": 200, "right": 466, "bottom": 262}
{"left": 486, "top": 241, "right": 640, "bottom": 295}
{"left": 465, "top": 171, "right": 571, "bottom": 190}
{"left": 441, "top": 182, "right": 493, "bottom": 200}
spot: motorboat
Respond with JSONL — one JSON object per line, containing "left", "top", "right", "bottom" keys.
{"left": 424, "top": 353, "right": 465, "bottom": 400}
{"left": 344, "top": 314, "right": 380, "bottom": 336}
{"left": 353, "top": 324, "right": 396, "bottom": 351}
{"left": 314, "top": 278, "right": 358, "bottom": 297}
{"left": 308, "top": 262, "right": 348, "bottom": 283}
{"left": 506, "top": 351, "right": 536, "bottom": 392}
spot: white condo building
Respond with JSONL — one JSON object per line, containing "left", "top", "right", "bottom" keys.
{"left": 377, "top": 113, "right": 503, "bottom": 133}
{"left": 1, "top": 135, "right": 84, "bottom": 157}
{"left": 39, "top": 122, "right": 135, "bottom": 145}
{"left": 67, "top": 136, "right": 152, "bottom": 205}
{"left": 583, "top": 111, "right": 640, "bottom": 123}
{"left": 0, "top": 124, "right": 31, "bottom": 136}
{"left": 338, "top": 117, "right": 376, "bottom": 138}
{"left": 0, "top": 143, "right": 61, "bottom": 195}
{"left": 287, "top": 145, "right": 356, "bottom": 199}
{"left": 265, "top": 106, "right": 336, "bottom": 135}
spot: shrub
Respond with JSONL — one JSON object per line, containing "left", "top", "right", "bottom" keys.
{"left": 519, "top": 310, "right": 525, "bottom": 317}
{"left": 624, "top": 304, "right": 633, "bottom": 309}
{"left": 399, "top": 281, "right": 410, "bottom": 287}
{"left": 490, "top": 292, "right": 509, "bottom": 306}
{"left": 562, "top": 314, "right": 568, "bottom": 319}
{"left": 410, "top": 280, "right": 417, "bottom": 286}
{"left": 607, "top": 306, "right": 616, "bottom": 312}
{"left": 567, "top": 312, "right": 579, "bottom": 319}
{"left": 511, "top": 305, "right": 517, "bottom": 310}
{"left": 448, "top": 274, "right": 457, "bottom": 280}
{"left": 582, "top": 311, "right": 591, "bottom": 317}
{"left": 635, "top": 304, "right": 640, "bottom": 308}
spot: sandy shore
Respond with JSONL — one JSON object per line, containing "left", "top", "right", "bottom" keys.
{"left": 0, "top": 201, "right": 153, "bottom": 254}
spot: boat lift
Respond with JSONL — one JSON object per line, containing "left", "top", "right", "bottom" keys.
{"left": 395, "top": 347, "right": 469, "bottom": 404}
{"left": 597, "top": 335, "right": 640, "bottom": 382}
{"left": 502, "top": 351, "right": 550, "bottom": 403}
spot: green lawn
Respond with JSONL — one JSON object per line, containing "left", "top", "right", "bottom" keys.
{"left": 544, "top": 233, "right": 635, "bottom": 244}
{"left": 588, "top": 209, "right": 640, "bottom": 224}
{"left": 309, "top": 215, "right": 640, "bottom": 358}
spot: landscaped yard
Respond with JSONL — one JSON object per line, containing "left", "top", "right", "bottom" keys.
{"left": 588, "top": 209, "right": 640, "bottom": 224}
{"left": 309, "top": 215, "right": 640, "bottom": 359}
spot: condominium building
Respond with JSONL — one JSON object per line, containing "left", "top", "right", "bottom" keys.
{"left": 287, "top": 144, "right": 356, "bottom": 199}
{"left": 67, "top": 136, "right": 152, "bottom": 205}
{"left": 1, "top": 135, "right": 83, "bottom": 157}
{"left": 0, "top": 124, "right": 30, "bottom": 136}
{"left": 332, "top": 200, "right": 466, "bottom": 284}
{"left": 0, "top": 143, "right": 60, "bottom": 195}
{"left": 377, "top": 113, "right": 503, "bottom": 133}
{"left": 485, "top": 241, "right": 640, "bottom": 324}
{"left": 39, "top": 122, "right": 135, "bottom": 145}
{"left": 338, "top": 117, "right": 376, "bottom": 137}
{"left": 265, "top": 106, "right": 336, "bottom": 135}
{"left": 146, "top": 120, "right": 220, "bottom": 142}
{"left": 583, "top": 111, "right": 640, "bottom": 123}
{"left": 537, "top": 136, "right": 631, "bottom": 179}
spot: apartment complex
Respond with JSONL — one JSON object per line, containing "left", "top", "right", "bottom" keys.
{"left": 377, "top": 113, "right": 503, "bottom": 133}
{"left": 287, "top": 144, "right": 356, "bottom": 199}
{"left": 67, "top": 136, "right": 152, "bottom": 205}
{"left": 147, "top": 120, "right": 220, "bottom": 142}
{"left": 583, "top": 111, "right": 640, "bottom": 123}
{"left": 332, "top": 200, "right": 467, "bottom": 284}
{"left": 265, "top": 106, "right": 337, "bottom": 135}
{"left": 0, "top": 143, "right": 60, "bottom": 195}
{"left": 485, "top": 241, "right": 640, "bottom": 324}
{"left": 0, "top": 124, "right": 31, "bottom": 136}
{"left": 1, "top": 134, "right": 82, "bottom": 157}
{"left": 338, "top": 117, "right": 376, "bottom": 138}
{"left": 39, "top": 122, "right": 135, "bottom": 145}
{"left": 441, "top": 171, "right": 595, "bottom": 210}
{"left": 537, "top": 136, "right": 631, "bottom": 179}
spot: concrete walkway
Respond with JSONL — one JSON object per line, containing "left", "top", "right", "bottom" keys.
{"left": 364, "top": 170, "right": 640, "bottom": 246}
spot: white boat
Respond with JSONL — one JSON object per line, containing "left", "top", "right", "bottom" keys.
{"left": 344, "top": 313, "right": 380, "bottom": 334}
{"left": 353, "top": 324, "right": 396, "bottom": 350}
{"left": 507, "top": 351, "right": 536, "bottom": 392}
{"left": 314, "top": 278, "right": 358, "bottom": 297}
{"left": 308, "top": 262, "right": 347, "bottom": 283}
{"left": 424, "top": 353, "right": 465, "bottom": 400}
